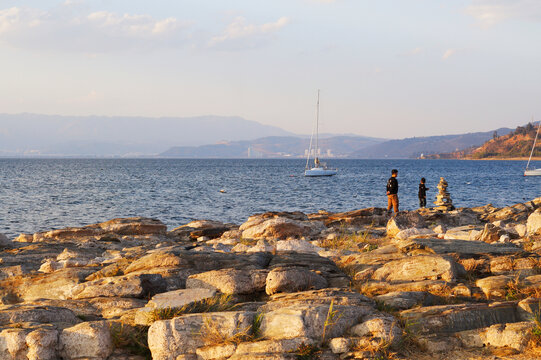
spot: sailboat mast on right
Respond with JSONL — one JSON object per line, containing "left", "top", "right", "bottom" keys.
{"left": 524, "top": 119, "right": 541, "bottom": 176}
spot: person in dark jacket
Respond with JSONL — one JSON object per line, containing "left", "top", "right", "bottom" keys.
{"left": 386, "top": 169, "right": 399, "bottom": 214}
{"left": 418, "top": 177, "right": 429, "bottom": 208}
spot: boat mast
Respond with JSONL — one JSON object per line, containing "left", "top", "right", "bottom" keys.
{"left": 315, "top": 89, "right": 320, "bottom": 166}
{"left": 526, "top": 118, "right": 540, "bottom": 170}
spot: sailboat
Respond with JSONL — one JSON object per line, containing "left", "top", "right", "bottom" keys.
{"left": 524, "top": 120, "right": 541, "bottom": 176}
{"left": 304, "top": 90, "right": 337, "bottom": 177}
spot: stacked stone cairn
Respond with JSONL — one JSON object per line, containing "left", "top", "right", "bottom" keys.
{"left": 434, "top": 176, "right": 455, "bottom": 210}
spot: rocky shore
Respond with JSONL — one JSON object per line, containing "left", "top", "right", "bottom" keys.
{"left": 1, "top": 198, "right": 541, "bottom": 359}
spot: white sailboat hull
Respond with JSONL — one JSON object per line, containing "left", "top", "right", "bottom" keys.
{"left": 524, "top": 168, "right": 541, "bottom": 176}
{"left": 304, "top": 167, "right": 337, "bottom": 177}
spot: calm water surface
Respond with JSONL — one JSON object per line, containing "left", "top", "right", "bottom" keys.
{"left": 0, "top": 159, "right": 539, "bottom": 238}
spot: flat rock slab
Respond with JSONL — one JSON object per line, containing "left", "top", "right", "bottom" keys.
{"left": 396, "top": 238, "right": 523, "bottom": 257}
{"left": 400, "top": 301, "right": 520, "bottom": 334}
{"left": 457, "top": 321, "right": 534, "bottom": 351}
{"left": 371, "top": 254, "right": 461, "bottom": 283}
{"left": 0, "top": 305, "right": 80, "bottom": 327}
{"left": 148, "top": 311, "right": 255, "bottom": 360}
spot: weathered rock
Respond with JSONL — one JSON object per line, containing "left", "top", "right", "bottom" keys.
{"left": 386, "top": 212, "right": 426, "bottom": 237}
{"left": 228, "top": 338, "right": 316, "bottom": 359}
{"left": 372, "top": 255, "right": 462, "bottom": 283}
{"left": 59, "top": 321, "right": 113, "bottom": 360}
{"left": 186, "top": 269, "right": 268, "bottom": 294}
{"left": 147, "top": 311, "right": 255, "bottom": 360}
{"left": 0, "top": 233, "right": 12, "bottom": 248}
{"left": 69, "top": 274, "right": 166, "bottom": 299}
{"left": 135, "top": 288, "right": 217, "bottom": 325}
{"left": 475, "top": 275, "right": 513, "bottom": 299}
{"left": 350, "top": 313, "right": 403, "bottom": 347}
{"left": 239, "top": 212, "right": 326, "bottom": 240}
{"left": 360, "top": 280, "right": 450, "bottom": 297}
{"left": 400, "top": 302, "right": 520, "bottom": 334}
{"left": 124, "top": 251, "right": 183, "bottom": 273}
{"left": 457, "top": 321, "right": 534, "bottom": 351}
{"left": 395, "top": 237, "right": 522, "bottom": 257}
{"left": 87, "top": 297, "right": 146, "bottom": 319}
{"left": 195, "top": 343, "right": 237, "bottom": 360}
{"left": 260, "top": 289, "right": 375, "bottom": 312}
{"left": 169, "top": 220, "right": 231, "bottom": 241}
{"left": 259, "top": 303, "right": 366, "bottom": 341}
{"left": 0, "top": 325, "right": 59, "bottom": 360}
{"left": 275, "top": 239, "right": 323, "bottom": 254}
{"left": 374, "top": 291, "right": 438, "bottom": 310}
{"left": 443, "top": 225, "right": 483, "bottom": 240}
{"left": 320, "top": 207, "right": 389, "bottom": 229}
{"left": 9, "top": 268, "right": 90, "bottom": 301}
{"left": 527, "top": 209, "right": 541, "bottom": 235}
{"left": 265, "top": 267, "right": 328, "bottom": 295}
{"left": 0, "top": 304, "right": 80, "bottom": 327}
{"left": 95, "top": 217, "right": 167, "bottom": 236}
{"left": 395, "top": 228, "right": 435, "bottom": 240}
{"left": 476, "top": 223, "right": 508, "bottom": 243}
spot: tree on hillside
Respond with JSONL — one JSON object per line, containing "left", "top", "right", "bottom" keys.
{"left": 493, "top": 131, "right": 498, "bottom": 140}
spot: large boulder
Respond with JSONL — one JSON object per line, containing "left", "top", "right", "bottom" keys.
{"left": 386, "top": 212, "right": 426, "bottom": 237}
{"left": 69, "top": 274, "right": 166, "bottom": 299}
{"left": 259, "top": 303, "right": 367, "bottom": 341}
{"left": 275, "top": 239, "right": 323, "bottom": 254}
{"left": 400, "top": 302, "right": 520, "bottom": 334}
{"left": 0, "top": 233, "right": 12, "bottom": 248}
{"left": 374, "top": 291, "right": 438, "bottom": 310}
{"left": 475, "top": 275, "right": 513, "bottom": 299}
{"left": 148, "top": 311, "right": 255, "bottom": 360}
{"left": 349, "top": 313, "right": 403, "bottom": 347}
{"left": 0, "top": 305, "right": 80, "bottom": 327}
{"left": 135, "top": 288, "right": 217, "bottom": 325}
{"left": 0, "top": 326, "right": 59, "bottom": 360}
{"left": 457, "top": 322, "right": 534, "bottom": 351}
{"left": 59, "top": 321, "right": 113, "bottom": 360}
{"left": 372, "top": 255, "right": 462, "bottom": 283}
{"left": 186, "top": 269, "right": 268, "bottom": 294}
{"left": 124, "top": 251, "right": 183, "bottom": 273}
{"left": 527, "top": 209, "right": 541, "bottom": 235}
{"left": 94, "top": 217, "right": 167, "bottom": 236}
{"left": 240, "top": 212, "right": 326, "bottom": 240}
{"left": 169, "top": 220, "right": 232, "bottom": 241}
{"left": 265, "top": 267, "right": 328, "bottom": 295}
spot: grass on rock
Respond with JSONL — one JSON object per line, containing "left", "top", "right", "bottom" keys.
{"left": 147, "top": 294, "right": 236, "bottom": 322}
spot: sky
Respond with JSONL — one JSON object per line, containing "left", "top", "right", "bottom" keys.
{"left": 0, "top": 0, "right": 540, "bottom": 139}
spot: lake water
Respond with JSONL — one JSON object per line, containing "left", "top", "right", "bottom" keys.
{"left": 0, "top": 158, "right": 539, "bottom": 238}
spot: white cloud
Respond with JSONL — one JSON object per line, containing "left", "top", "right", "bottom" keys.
{"left": 442, "top": 49, "right": 456, "bottom": 60}
{"left": 466, "top": 0, "right": 541, "bottom": 27}
{"left": 0, "top": 6, "right": 191, "bottom": 53}
{"left": 208, "top": 16, "right": 289, "bottom": 50}
{"left": 400, "top": 47, "right": 423, "bottom": 57}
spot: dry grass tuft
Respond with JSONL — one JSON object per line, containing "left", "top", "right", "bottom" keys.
{"left": 109, "top": 322, "right": 151, "bottom": 359}
{"left": 147, "top": 294, "right": 236, "bottom": 322}
{"left": 505, "top": 275, "right": 541, "bottom": 301}
{"left": 199, "top": 312, "right": 264, "bottom": 346}
{"left": 289, "top": 341, "right": 321, "bottom": 360}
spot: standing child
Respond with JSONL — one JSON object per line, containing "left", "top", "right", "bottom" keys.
{"left": 418, "top": 178, "right": 429, "bottom": 208}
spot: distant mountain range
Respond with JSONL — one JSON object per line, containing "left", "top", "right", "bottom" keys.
{"left": 349, "top": 127, "right": 513, "bottom": 159}
{"left": 0, "top": 113, "right": 295, "bottom": 156}
{"left": 0, "top": 113, "right": 516, "bottom": 158}
{"left": 160, "top": 135, "right": 385, "bottom": 158}
{"left": 425, "top": 124, "right": 540, "bottom": 159}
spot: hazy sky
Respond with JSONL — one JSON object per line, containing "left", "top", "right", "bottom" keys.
{"left": 1, "top": 0, "right": 540, "bottom": 138}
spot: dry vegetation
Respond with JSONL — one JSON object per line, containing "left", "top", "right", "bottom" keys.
{"left": 147, "top": 294, "right": 236, "bottom": 322}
